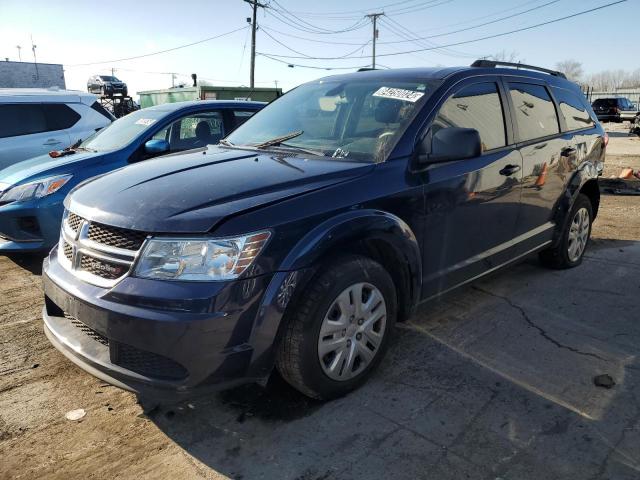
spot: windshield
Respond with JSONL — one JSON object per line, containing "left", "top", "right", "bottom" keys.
{"left": 226, "top": 78, "right": 440, "bottom": 162}
{"left": 80, "top": 109, "right": 166, "bottom": 152}
{"left": 100, "top": 76, "right": 120, "bottom": 82}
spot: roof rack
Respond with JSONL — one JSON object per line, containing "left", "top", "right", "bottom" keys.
{"left": 470, "top": 60, "right": 566, "bottom": 79}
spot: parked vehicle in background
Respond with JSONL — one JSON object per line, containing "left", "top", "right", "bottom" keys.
{"left": 0, "top": 100, "right": 263, "bottom": 252}
{"left": 43, "top": 61, "right": 605, "bottom": 402}
{"left": 0, "top": 89, "right": 114, "bottom": 170}
{"left": 592, "top": 97, "right": 639, "bottom": 122}
{"left": 87, "top": 75, "right": 128, "bottom": 97}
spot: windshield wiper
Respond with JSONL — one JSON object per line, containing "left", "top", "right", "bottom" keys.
{"left": 254, "top": 130, "right": 304, "bottom": 149}
{"left": 272, "top": 142, "right": 326, "bottom": 157}
{"left": 219, "top": 139, "right": 234, "bottom": 147}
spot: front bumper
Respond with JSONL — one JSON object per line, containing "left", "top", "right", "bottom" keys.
{"left": 0, "top": 197, "right": 64, "bottom": 252}
{"left": 42, "top": 247, "right": 293, "bottom": 400}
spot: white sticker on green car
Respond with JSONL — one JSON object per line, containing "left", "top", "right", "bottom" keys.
{"left": 373, "top": 87, "right": 424, "bottom": 103}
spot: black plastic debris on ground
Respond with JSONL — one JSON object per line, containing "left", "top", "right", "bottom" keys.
{"left": 594, "top": 374, "right": 616, "bottom": 389}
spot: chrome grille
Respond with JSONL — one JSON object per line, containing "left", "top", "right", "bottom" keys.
{"left": 67, "top": 212, "right": 82, "bottom": 233}
{"left": 60, "top": 210, "right": 147, "bottom": 287}
{"left": 62, "top": 240, "right": 73, "bottom": 260}
{"left": 80, "top": 255, "right": 128, "bottom": 280}
{"left": 88, "top": 222, "right": 147, "bottom": 251}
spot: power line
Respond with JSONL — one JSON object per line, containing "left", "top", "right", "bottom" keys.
{"left": 393, "top": 0, "right": 561, "bottom": 40}
{"left": 284, "top": 0, "right": 447, "bottom": 18}
{"left": 265, "top": 8, "right": 370, "bottom": 35}
{"left": 257, "top": 1, "right": 627, "bottom": 60}
{"left": 257, "top": 52, "right": 369, "bottom": 70}
{"left": 260, "top": 0, "right": 564, "bottom": 47}
{"left": 260, "top": 27, "right": 371, "bottom": 59}
{"left": 67, "top": 26, "right": 248, "bottom": 67}
{"left": 381, "top": 16, "right": 478, "bottom": 59}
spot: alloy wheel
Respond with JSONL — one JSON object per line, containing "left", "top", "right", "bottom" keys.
{"left": 567, "top": 207, "right": 590, "bottom": 262}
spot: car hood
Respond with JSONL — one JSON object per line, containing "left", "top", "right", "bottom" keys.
{"left": 0, "top": 150, "right": 102, "bottom": 186}
{"left": 66, "top": 146, "right": 374, "bottom": 233}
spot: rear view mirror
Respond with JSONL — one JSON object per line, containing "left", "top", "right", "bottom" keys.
{"left": 416, "top": 127, "right": 481, "bottom": 165}
{"left": 144, "top": 139, "right": 169, "bottom": 155}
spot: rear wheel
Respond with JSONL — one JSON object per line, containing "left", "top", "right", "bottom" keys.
{"left": 276, "top": 255, "right": 396, "bottom": 399}
{"left": 539, "top": 193, "right": 593, "bottom": 269}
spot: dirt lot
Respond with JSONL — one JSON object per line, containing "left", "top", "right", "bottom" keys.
{"left": 1, "top": 135, "right": 639, "bottom": 479}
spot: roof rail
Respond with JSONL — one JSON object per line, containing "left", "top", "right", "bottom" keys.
{"left": 470, "top": 60, "right": 566, "bottom": 79}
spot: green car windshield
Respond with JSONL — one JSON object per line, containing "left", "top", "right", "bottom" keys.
{"left": 225, "top": 78, "right": 440, "bottom": 163}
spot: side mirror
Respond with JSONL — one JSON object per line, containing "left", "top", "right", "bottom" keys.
{"left": 416, "top": 127, "right": 482, "bottom": 165}
{"left": 144, "top": 139, "right": 169, "bottom": 156}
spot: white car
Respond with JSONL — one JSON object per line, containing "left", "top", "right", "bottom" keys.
{"left": 0, "top": 89, "right": 114, "bottom": 170}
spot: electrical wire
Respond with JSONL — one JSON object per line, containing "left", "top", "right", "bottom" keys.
{"left": 260, "top": 0, "right": 564, "bottom": 47}
{"left": 257, "top": 1, "right": 627, "bottom": 60}
{"left": 260, "top": 27, "right": 371, "bottom": 59}
{"left": 67, "top": 26, "right": 249, "bottom": 67}
{"left": 257, "top": 52, "right": 369, "bottom": 70}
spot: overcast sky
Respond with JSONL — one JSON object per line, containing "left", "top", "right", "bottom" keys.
{"left": 0, "top": 0, "right": 635, "bottom": 98}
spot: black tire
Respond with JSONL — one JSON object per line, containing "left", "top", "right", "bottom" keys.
{"left": 539, "top": 193, "right": 593, "bottom": 269}
{"left": 276, "top": 255, "right": 397, "bottom": 400}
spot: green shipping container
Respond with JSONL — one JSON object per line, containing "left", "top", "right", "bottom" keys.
{"left": 138, "top": 85, "right": 282, "bottom": 108}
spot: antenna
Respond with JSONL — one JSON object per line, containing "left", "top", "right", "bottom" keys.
{"left": 16, "top": 45, "right": 21, "bottom": 62}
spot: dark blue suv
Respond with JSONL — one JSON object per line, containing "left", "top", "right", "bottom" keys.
{"left": 42, "top": 61, "right": 605, "bottom": 401}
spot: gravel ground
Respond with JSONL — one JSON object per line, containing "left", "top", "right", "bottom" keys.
{"left": 0, "top": 136, "right": 639, "bottom": 480}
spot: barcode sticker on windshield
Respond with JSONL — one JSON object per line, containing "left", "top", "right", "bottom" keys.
{"left": 135, "top": 118, "right": 156, "bottom": 126}
{"left": 373, "top": 87, "right": 424, "bottom": 103}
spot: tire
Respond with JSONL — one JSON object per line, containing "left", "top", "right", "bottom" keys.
{"left": 539, "top": 193, "right": 593, "bottom": 269}
{"left": 276, "top": 255, "right": 397, "bottom": 400}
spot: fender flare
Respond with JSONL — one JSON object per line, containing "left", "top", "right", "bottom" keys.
{"left": 552, "top": 160, "right": 600, "bottom": 245}
{"left": 246, "top": 209, "right": 422, "bottom": 379}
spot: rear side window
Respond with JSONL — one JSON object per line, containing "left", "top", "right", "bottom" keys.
{"left": 551, "top": 88, "right": 595, "bottom": 132}
{"left": 43, "top": 104, "right": 81, "bottom": 131}
{"left": 0, "top": 104, "right": 47, "bottom": 138}
{"left": 432, "top": 82, "right": 506, "bottom": 151}
{"left": 508, "top": 83, "right": 559, "bottom": 142}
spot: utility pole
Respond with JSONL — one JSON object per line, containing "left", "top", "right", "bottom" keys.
{"left": 366, "top": 13, "right": 384, "bottom": 69}
{"left": 244, "top": 0, "right": 268, "bottom": 88}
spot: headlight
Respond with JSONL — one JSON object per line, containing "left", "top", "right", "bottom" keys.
{"left": 0, "top": 175, "right": 72, "bottom": 204}
{"left": 134, "top": 231, "right": 271, "bottom": 281}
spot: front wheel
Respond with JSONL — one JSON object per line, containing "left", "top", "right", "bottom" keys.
{"left": 539, "top": 193, "right": 593, "bottom": 269}
{"left": 276, "top": 255, "right": 396, "bottom": 399}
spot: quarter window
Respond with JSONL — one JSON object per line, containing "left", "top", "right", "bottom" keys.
{"left": 42, "top": 104, "right": 81, "bottom": 131}
{"left": 551, "top": 88, "right": 595, "bottom": 132}
{"left": 508, "top": 83, "right": 559, "bottom": 142}
{"left": 433, "top": 82, "right": 506, "bottom": 151}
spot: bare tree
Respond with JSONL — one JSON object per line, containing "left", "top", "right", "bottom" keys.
{"left": 555, "top": 60, "right": 583, "bottom": 82}
{"left": 489, "top": 50, "right": 524, "bottom": 63}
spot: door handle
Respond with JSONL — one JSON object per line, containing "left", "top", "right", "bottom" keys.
{"left": 499, "top": 164, "right": 521, "bottom": 176}
{"left": 561, "top": 147, "right": 577, "bottom": 157}
{"left": 43, "top": 139, "right": 61, "bottom": 146}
